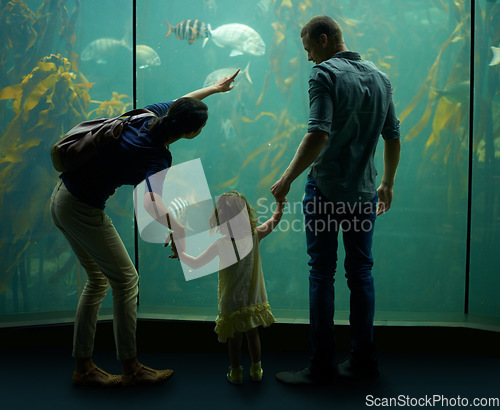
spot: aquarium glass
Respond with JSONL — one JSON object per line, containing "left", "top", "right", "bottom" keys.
{"left": 0, "top": 0, "right": 133, "bottom": 323}
{"left": 469, "top": 0, "right": 500, "bottom": 321}
{"left": 0, "top": 0, "right": 498, "bottom": 330}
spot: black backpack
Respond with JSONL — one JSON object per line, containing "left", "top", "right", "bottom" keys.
{"left": 50, "top": 108, "right": 155, "bottom": 173}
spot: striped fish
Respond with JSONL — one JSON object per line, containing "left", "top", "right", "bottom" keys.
{"left": 165, "top": 19, "right": 211, "bottom": 45}
{"left": 168, "top": 197, "right": 190, "bottom": 221}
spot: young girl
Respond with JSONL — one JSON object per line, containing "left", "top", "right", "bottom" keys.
{"left": 174, "top": 191, "right": 285, "bottom": 383}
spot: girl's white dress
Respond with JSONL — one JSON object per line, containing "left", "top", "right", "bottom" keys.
{"left": 214, "top": 233, "right": 275, "bottom": 342}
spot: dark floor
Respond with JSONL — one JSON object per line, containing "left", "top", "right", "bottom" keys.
{"left": 2, "top": 344, "right": 500, "bottom": 410}
{"left": 2, "top": 321, "right": 500, "bottom": 409}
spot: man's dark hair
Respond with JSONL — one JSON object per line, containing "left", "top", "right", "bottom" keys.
{"left": 301, "top": 15, "right": 344, "bottom": 47}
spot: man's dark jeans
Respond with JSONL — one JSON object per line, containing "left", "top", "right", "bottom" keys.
{"left": 303, "top": 176, "right": 377, "bottom": 376}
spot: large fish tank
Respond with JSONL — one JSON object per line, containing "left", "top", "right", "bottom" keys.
{"left": 0, "top": 0, "right": 499, "bottom": 332}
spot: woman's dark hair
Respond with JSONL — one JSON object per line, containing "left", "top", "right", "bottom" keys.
{"left": 148, "top": 97, "right": 208, "bottom": 143}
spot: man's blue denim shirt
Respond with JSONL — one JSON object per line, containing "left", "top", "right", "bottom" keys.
{"left": 307, "top": 51, "right": 400, "bottom": 204}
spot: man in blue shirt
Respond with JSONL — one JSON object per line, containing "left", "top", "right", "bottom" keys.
{"left": 272, "top": 15, "right": 401, "bottom": 384}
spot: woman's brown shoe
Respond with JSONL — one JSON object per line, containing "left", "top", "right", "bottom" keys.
{"left": 122, "top": 365, "right": 174, "bottom": 387}
{"left": 72, "top": 366, "right": 122, "bottom": 387}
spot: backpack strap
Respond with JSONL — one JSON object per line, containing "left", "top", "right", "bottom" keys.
{"left": 119, "top": 108, "right": 156, "bottom": 122}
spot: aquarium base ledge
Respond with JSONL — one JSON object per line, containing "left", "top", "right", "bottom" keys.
{"left": 1, "top": 309, "right": 499, "bottom": 332}
{"left": 1, "top": 314, "right": 499, "bottom": 358}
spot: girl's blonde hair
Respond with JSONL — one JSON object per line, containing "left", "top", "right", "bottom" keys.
{"left": 210, "top": 190, "right": 258, "bottom": 234}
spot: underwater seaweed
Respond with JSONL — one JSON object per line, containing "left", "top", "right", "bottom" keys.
{"left": 396, "top": 2, "right": 471, "bottom": 212}
{"left": 0, "top": 54, "right": 89, "bottom": 198}
{"left": 399, "top": 19, "right": 467, "bottom": 142}
{"left": 0, "top": 0, "right": 80, "bottom": 88}
{"left": 88, "top": 91, "right": 133, "bottom": 118}
{"left": 0, "top": 0, "right": 37, "bottom": 87}
{"left": 0, "top": 1, "right": 84, "bottom": 308}
{"left": 218, "top": 108, "right": 306, "bottom": 192}
{"left": 0, "top": 53, "right": 90, "bottom": 297}
{"left": 398, "top": 0, "right": 499, "bottom": 225}
{"left": 471, "top": 0, "right": 500, "bottom": 248}
{"left": 256, "top": 0, "right": 348, "bottom": 107}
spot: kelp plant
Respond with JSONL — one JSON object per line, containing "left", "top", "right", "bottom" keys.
{"left": 397, "top": 0, "right": 498, "bottom": 217}
{"left": 0, "top": 53, "right": 90, "bottom": 301}
{"left": 0, "top": 0, "right": 84, "bottom": 309}
{"left": 0, "top": 0, "right": 80, "bottom": 88}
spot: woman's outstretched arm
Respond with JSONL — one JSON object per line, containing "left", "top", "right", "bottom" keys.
{"left": 182, "top": 69, "right": 240, "bottom": 100}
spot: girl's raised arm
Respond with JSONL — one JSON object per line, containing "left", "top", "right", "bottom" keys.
{"left": 256, "top": 201, "right": 286, "bottom": 241}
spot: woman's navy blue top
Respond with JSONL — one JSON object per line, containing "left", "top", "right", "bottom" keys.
{"left": 61, "top": 101, "right": 174, "bottom": 209}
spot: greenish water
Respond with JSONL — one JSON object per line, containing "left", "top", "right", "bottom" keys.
{"left": 0, "top": 0, "right": 498, "bottom": 329}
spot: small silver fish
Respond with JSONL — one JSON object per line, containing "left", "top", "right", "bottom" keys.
{"left": 136, "top": 45, "right": 161, "bottom": 69}
{"left": 490, "top": 46, "right": 500, "bottom": 66}
{"left": 81, "top": 38, "right": 130, "bottom": 63}
{"left": 203, "top": 61, "right": 252, "bottom": 87}
{"left": 221, "top": 118, "right": 236, "bottom": 140}
{"left": 203, "top": 23, "right": 265, "bottom": 57}
{"left": 256, "top": 0, "right": 272, "bottom": 19}
{"left": 434, "top": 81, "right": 470, "bottom": 104}
{"left": 165, "top": 19, "right": 211, "bottom": 45}
{"left": 234, "top": 99, "right": 248, "bottom": 117}
{"left": 203, "top": 0, "right": 217, "bottom": 16}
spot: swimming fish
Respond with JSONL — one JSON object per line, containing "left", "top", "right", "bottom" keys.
{"left": 234, "top": 99, "right": 249, "bottom": 116}
{"left": 168, "top": 197, "right": 190, "bottom": 221}
{"left": 203, "top": 0, "right": 217, "bottom": 16}
{"left": 490, "top": 46, "right": 500, "bottom": 66}
{"left": 203, "top": 23, "right": 265, "bottom": 57}
{"left": 165, "top": 19, "right": 211, "bottom": 45}
{"left": 80, "top": 38, "right": 130, "bottom": 63}
{"left": 221, "top": 118, "right": 236, "bottom": 140}
{"left": 256, "top": 0, "right": 272, "bottom": 19}
{"left": 136, "top": 45, "right": 161, "bottom": 69}
{"left": 433, "top": 81, "right": 470, "bottom": 104}
{"left": 203, "top": 62, "right": 252, "bottom": 87}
